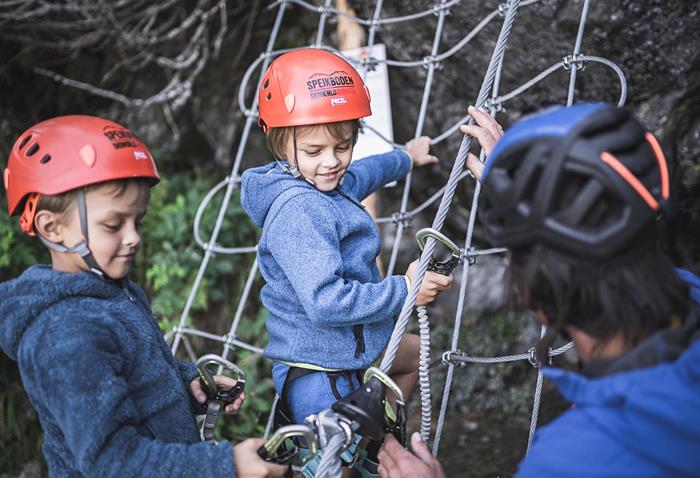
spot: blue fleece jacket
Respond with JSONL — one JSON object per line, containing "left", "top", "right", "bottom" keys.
{"left": 241, "top": 149, "right": 411, "bottom": 370}
{"left": 0, "top": 265, "right": 235, "bottom": 477}
{"left": 517, "top": 272, "right": 700, "bottom": 478}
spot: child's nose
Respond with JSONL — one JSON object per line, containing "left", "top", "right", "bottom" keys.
{"left": 123, "top": 224, "right": 141, "bottom": 248}
{"left": 321, "top": 151, "right": 341, "bottom": 167}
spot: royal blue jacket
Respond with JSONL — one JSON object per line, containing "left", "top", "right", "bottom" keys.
{"left": 241, "top": 150, "right": 411, "bottom": 370}
{"left": 517, "top": 271, "right": 700, "bottom": 477}
{"left": 0, "top": 265, "right": 235, "bottom": 477}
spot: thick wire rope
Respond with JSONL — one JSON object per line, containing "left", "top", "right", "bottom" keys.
{"left": 315, "top": 433, "right": 346, "bottom": 478}
{"left": 380, "top": 0, "right": 521, "bottom": 378}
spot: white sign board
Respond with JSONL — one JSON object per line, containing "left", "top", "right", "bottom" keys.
{"left": 342, "top": 44, "right": 395, "bottom": 162}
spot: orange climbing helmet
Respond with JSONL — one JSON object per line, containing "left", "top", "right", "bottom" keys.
{"left": 257, "top": 48, "right": 372, "bottom": 133}
{"left": 4, "top": 115, "right": 159, "bottom": 235}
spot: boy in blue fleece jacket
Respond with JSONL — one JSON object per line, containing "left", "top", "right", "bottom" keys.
{"left": 241, "top": 48, "right": 453, "bottom": 425}
{"left": 378, "top": 105, "right": 700, "bottom": 478}
{"left": 0, "top": 116, "right": 286, "bottom": 478}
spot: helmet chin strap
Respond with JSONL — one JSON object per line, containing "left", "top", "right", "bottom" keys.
{"left": 37, "top": 189, "right": 106, "bottom": 278}
{"left": 274, "top": 127, "right": 317, "bottom": 187}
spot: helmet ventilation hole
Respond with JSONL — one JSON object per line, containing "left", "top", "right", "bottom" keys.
{"left": 19, "top": 135, "right": 32, "bottom": 150}
{"left": 266, "top": 92, "right": 272, "bottom": 100}
{"left": 263, "top": 78, "right": 269, "bottom": 89}
{"left": 40, "top": 154, "right": 52, "bottom": 164}
{"left": 26, "top": 143, "right": 40, "bottom": 156}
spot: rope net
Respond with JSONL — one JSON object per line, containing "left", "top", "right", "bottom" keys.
{"left": 166, "top": 0, "right": 626, "bottom": 464}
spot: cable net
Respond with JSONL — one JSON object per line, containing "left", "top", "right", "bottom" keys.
{"left": 166, "top": 0, "right": 626, "bottom": 462}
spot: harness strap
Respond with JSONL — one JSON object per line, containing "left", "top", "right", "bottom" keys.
{"left": 274, "top": 365, "right": 364, "bottom": 428}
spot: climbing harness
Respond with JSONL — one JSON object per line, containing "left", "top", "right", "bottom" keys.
{"left": 196, "top": 354, "right": 246, "bottom": 444}
{"left": 414, "top": 228, "right": 462, "bottom": 442}
{"left": 265, "top": 367, "right": 404, "bottom": 477}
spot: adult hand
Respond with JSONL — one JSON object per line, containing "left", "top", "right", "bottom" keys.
{"left": 190, "top": 375, "right": 246, "bottom": 414}
{"left": 233, "top": 438, "right": 288, "bottom": 478}
{"left": 378, "top": 433, "right": 446, "bottom": 478}
{"left": 405, "top": 260, "right": 454, "bottom": 306}
{"left": 460, "top": 105, "right": 504, "bottom": 181}
{"left": 406, "top": 136, "right": 439, "bottom": 168}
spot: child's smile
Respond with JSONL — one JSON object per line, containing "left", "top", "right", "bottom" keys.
{"left": 285, "top": 123, "right": 354, "bottom": 191}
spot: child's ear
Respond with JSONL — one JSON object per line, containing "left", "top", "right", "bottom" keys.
{"left": 34, "top": 210, "right": 65, "bottom": 243}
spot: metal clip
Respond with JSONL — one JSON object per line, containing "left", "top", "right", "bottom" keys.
{"left": 196, "top": 354, "right": 246, "bottom": 401}
{"left": 391, "top": 211, "right": 413, "bottom": 228}
{"left": 527, "top": 347, "right": 552, "bottom": 368}
{"left": 562, "top": 54, "right": 585, "bottom": 71}
{"left": 416, "top": 227, "right": 462, "bottom": 275}
{"left": 441, "top": 350, "right": 466, "bottom": 368}
{"left": 307, "top": 409, "right": 355, "bottom": 453}
{"left": 258, "top": 424, "right": 319, "bottom": 466}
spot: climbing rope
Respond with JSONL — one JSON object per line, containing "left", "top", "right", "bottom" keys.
{"left": 167, "top": 0, "right": 626, "bottom": 467}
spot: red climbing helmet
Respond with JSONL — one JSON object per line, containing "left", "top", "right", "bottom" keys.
{"left": 257, "top": 48, "right": 372, "bottom": 133}
{"left": 4, "top": 115, "right": 159, "bottom": 235}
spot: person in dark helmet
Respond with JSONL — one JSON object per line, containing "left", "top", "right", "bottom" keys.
{"left": 377, "top": 104, "right": 700, "bottom": 478}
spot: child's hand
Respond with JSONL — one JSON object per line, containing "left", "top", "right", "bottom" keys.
{"left": 460, "top": 105, "right": 504, "bottom": 181}
{"left": 190, "top": 375, "right": 246, "bottom": 414}
{"left": 405, "top": 259, "right": 454, "bottom": 306}
{"left": 233, "top": 438, "right": 288, "bottom": 478}
{"left": 405, "top": 136, "right": 438, "bottom": 168}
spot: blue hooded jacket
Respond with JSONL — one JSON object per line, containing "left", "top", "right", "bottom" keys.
{"left": 240, "top": 149, "right": 411, "bottom": 370}
{"left": 517, "top": 271, "right": 700, "bottom": 477}
{"left": 0, "top": 265, "right": 235, "bottom": 477}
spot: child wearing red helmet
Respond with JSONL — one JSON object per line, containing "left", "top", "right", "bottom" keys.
{"left": 241, "top": 48, "right": 453, "bottom": 437}
{"left": 0, "top": 116, "right": 286, "bottom": 478}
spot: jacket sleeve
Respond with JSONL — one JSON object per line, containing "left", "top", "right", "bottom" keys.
{"left": 177, "top": 359, "right": 208, "bottom": 415}
{"left": 266, "top": 193, "right": 408, "bottom": 326}
{"left": 343, "top": 148, "right": 411, "bottom": 201}
{"left": 18, "top": 314, "right": 236, "bottom": 478}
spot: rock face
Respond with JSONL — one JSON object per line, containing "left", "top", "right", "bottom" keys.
{"left": 350, "top": 0, "right": 700, "bottom": 268}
